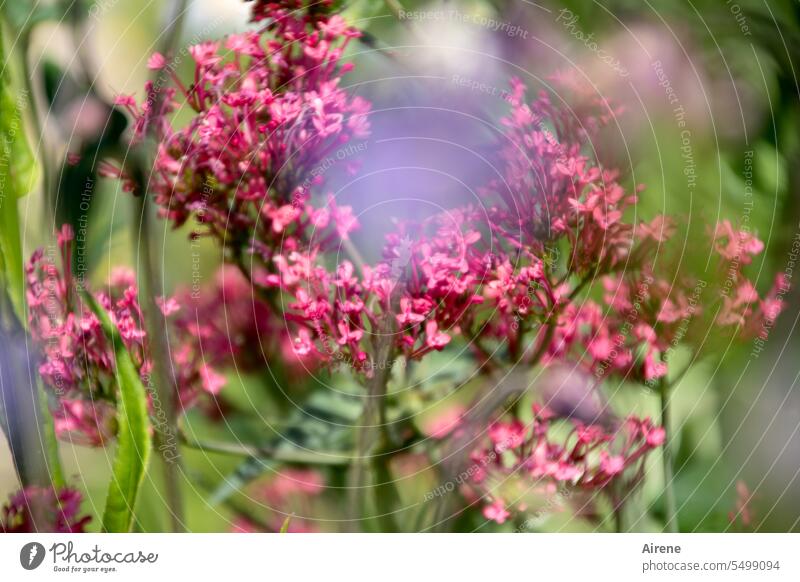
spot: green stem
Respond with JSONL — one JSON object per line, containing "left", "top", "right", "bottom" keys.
{"left": 660, "top": 382, "right": 678, "bottom": 532}
{"left": 129, "top": 0, "right": 190, "bottom": 532}
{"left": 348, "top": 313, "right": 403, "bottom": 531}
{"left": 614, "top": 502, "right": 624, "bottom": 533}
{"left": 611, "top": 483, "right": 625, "bottom": 533}
{"left": 178, "top": 431, "right": 353, "bottom": 465}
{"left": 134, "top": 195, "right": 185, "bottom": 532}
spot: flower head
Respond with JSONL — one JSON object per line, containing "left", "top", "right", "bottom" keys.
{"left": 469, "top": 406, "right": 664, "bottom": 522}
{"left": 1, "top": 487, "right": 91, "bottom": 533}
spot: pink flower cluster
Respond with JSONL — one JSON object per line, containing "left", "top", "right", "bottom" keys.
{"left": 482, "top": 77, "right": 633, "bottom": 268}
{"left": 171, "top": 266, "right": 260, "bottom": 407}
{"left": 26, "top": 226, "right": 148, "bottom": 446}
{"left": 712, "top": 220, "right": 788, "bottom": 335}
{"left": 25, "top": 228, "right": 245, "bottom": 444}
{"left": 1, "top": 486, "right": 91, "bottom": 533}
{"left": 549, "top": 270, "right": 675, "bottom": 383}
{"left": 271, "top": 71, "right": 788, "bottom": 390}
{"left": 170, "top": 265, "right": 311, "bottom": 410}
{"left": 472, "top": 405, "right": 665, "bottom": 524}
{"left": 111, "top": 5, "right": 785, "bottom": 394}
{"left": 272, "top": 210, "right": 489, "bottom": 372}
{"left": 114, "top": 1, "right": 369, "bottom": 276}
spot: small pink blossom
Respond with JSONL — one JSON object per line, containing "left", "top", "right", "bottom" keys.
{"left": 188, "top": 42, "right": 220, "bottom": 66}
{"left": 146, "top": 52, "right": 166, "bottom": 70}
{"left": 425, "top": 321, "right": 451, "bottom": 350}
{"left": 729, "top": 481, "right": 754, "bottom": 528}
{"left": 600, "top": 453, "right": 626, "bottom": 476}
{"left": 713, "top": 220, "right": 764, "bottom": 264}
{"left": 199, "top": 364, "right": 226, "bottom": 394}
{"left": 646, "top": 426, "right": 666, "bottom": 447}
{"left": 483, "top": 499, "right": 511, "bottom": 524}
{"left": 156, "top": 296, "right": 181, "bottom": 316}
{"left": 293, "top": 329, "right": 314, "bottom": 356}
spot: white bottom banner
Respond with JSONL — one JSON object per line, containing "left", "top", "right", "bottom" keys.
{"left": 1, "top": 534, "right": 798, "bottom": 580}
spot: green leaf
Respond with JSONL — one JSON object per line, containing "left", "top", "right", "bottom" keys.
{"left": 82, "top": 291, "right": 152, "bottom": 532}
{"left": 0, "top": 19, "right": 62, "bottom": 491}
{"left": 38, "top": 383, "right": 65, "bottom": 488}
{"left": 0, "top": 200, "right": 24, "bottom": 321}
{"left": 0, "top": 20, "right": 38, "bottom": 322}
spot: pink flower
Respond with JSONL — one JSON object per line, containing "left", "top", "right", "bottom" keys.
{"left": 115, "top": 8, "right": 371, "bottom": 283}
{"left": 729, "top": 481, "right": 753, "bottom": 527}
{"left": 637, "top": 215, "right": 675, "bottom": 242}
{"left": 169, "top": 265, "right": 294, "bottom": 408}
{"left": 330, "top": 201, "right": 358, "bottom": 239}
{"left": 256, "top": 468, "right": 325, "bottom": 506}
{"left": 53, "top": 399, "right": 116, "bottom": 447}
{"left": 267, "top": 204, "right": 302, "bottom": 233}
{"left": 713, "top": 220, "right": 764, "bottom": 264}
{"left": 113, "top": 94, "right": 137, "bottom": 109}
{"left": 646, "top": 426, "right": 666, "bottom": 447}
{"left": 310, "top": 207, "right": 330, "bottom": 228}
{"left": 156, "top": 296, "right": 181, "bottom": 316}
{"left": 488, "top": 420, "right": 526, "bottom": 452}
{"left": 588, "top": 334, "right": 614, "bottom": 361}
{"left": 397, "top": 297, "right": 426, "bottom": 325}
{"left": 199, "top": 364, "right": 226, "bottom": 394}
{"left": 336, "top": 320, "right": 363, "bottom": 345}
{"left": 600, "top": 453, "right": 626, "bottom": 476}
{"left": 483, "top": 499, "right": 511, "bottom": 524}
{"left": 1, "top": 487, "right": 91, "bottom": 533}
{"left": 319, "top": 15, "right": 350, "bottom": 37}
{"left": 146, "top": 52, "right": 166, "bottom": 70}
{"left": 425, "top": 321, "right": 451, "bottom": 350}
{"left": 188, "top": 42, "right": 220, "bottom": 66}
{"left": 293, "top": 329, "right": 314, "bottom": 356}
{"left": 26, "top": 231, "right": 175, "bottom": 446}
{"left": 643, "top": 351, "right": 667, "bottom": 381}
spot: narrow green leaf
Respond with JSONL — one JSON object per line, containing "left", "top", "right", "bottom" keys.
{"left": 82, "top": 291, "right": 152, "bottom": 532}
{"left": 0, "top": 20, "right": 62, "bottom": 491}
{"left": 0, "top": 202, "right": 23, "bottom": 320}
{"left": 0, "top": 21, "right": 38, "bottom": 322}
{"left": 38, "top": 383, "right": 65, "bottom": 488}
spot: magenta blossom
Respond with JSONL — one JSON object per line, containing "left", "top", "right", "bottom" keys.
{"left": 25, "top": 226, "right": 220, "bottom": 444}
{"left": 113, "top": 1, "right": 369, "bottom": 288}
{"left": 1, "top": 486, "right": 91, "bottom": 533}
{"left": 471, "top": 405, "right": 664, "bottom": 523}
